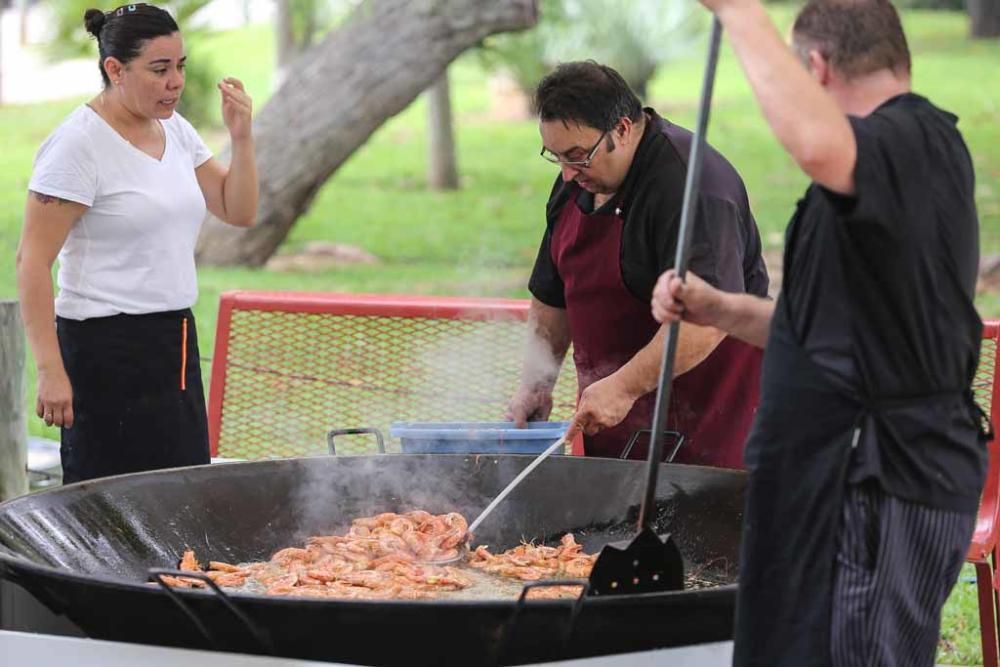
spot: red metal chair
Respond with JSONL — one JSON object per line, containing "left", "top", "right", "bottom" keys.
{"left": 969, "top": 320, "right": 1000, "bottom": 667}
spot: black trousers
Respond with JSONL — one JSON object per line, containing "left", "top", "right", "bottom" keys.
{"left": 57, "top": 309, "right": 210, "bottom": 484}
{"left": 831, "top": 482, "right": 974, "bottom": 666}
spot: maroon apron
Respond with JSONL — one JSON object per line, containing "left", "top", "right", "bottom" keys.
{"left": 550, "top": 191, "right": 762, "bottom": 469}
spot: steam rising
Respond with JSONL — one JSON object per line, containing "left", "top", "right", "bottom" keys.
{"left": 291, "top": 309, "right": 574, "bottom": 544}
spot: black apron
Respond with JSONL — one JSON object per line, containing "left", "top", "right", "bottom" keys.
{"left": 733, "top": 292, "right": 988, "bottom": 666}
{"left": 57, "top": 308, "right": 210, "bottom": 484}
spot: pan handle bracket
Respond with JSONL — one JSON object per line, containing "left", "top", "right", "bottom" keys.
{"left": 326, "top": 427, "right": 386, "bottom": 456}
{"left": 148, "top": 568, "right": 273, "bottom": 655}
{"left": 493, "top": 579, "right": 590, "bottom": 666}
{"left": 621, "top": 429, "right": 685, "bottom": 462}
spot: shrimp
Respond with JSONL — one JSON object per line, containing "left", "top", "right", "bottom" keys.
{"left": 270, "top": 547, "right": 311, "bottom": 567}
{"left": 562, "top": 558, "right": 594, "bottom": 578}
{"left": 404, "top": 510, "right": 434, "bottom": 524}
{"left": 466, "top": 533, "right": 595, "bottom": 582}
{"left": 179, "top": 549, "right": 201, "bottom": 572}
{"left": 526, "top": 585, "right": 586, "bottom": 600}
{"left": 158, "top": 574, "right": 205, "bottom": 588}
{"left": 372, "top": 512, "right": 399, "bottom": 526}
{"left": 166, "top": 515, "right": 600, "bottom": 601}
{"left": 205, "top": 571, "right": 248, "bottom": 587}
{"left": 402, "top": 529, "right": 428, "bottom": 556}
{"left": 444, "top": 513, "right": 468, "bottom": 533}
{"left": 389, "top": 517, "right": 415, "bottom": 536}
{"left": 339, "top": 570, "right": 394, "bottom": 589}
{"left": 208, "top": 561, "right": 245, "bottom": 573}
{"left": 377, "top": 533, "right": 409, "bottom": 555}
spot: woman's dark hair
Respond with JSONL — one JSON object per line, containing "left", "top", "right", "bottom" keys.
{"left": 84, "top": 4, "right": 180, "bottom": 87}
{"left": 533, "top": 61, "right": 644, "bottom": 133}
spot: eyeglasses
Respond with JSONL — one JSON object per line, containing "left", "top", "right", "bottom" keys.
{"left": 540, "top": 130, "right": 609, "bottom": 169}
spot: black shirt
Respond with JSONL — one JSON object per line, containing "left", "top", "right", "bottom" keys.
{"left": 529, "top": 108, "right": 769, "bottom": 306}
{"left": 783, "top": 92, "right": 986, "bottom": 510}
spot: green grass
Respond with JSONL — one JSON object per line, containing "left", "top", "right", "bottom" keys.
{"left": 940, "top": 564, "right": 985, "bottom": 665}
{"left": 1, "top": 7, "right": 998, "bottom": 664}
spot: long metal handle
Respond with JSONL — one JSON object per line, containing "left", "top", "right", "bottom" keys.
{"left": 638, "top": 18, "right": 724, "bottom": 530}
{"left": 467, "top": 433, "right": 567, "bottom": 535}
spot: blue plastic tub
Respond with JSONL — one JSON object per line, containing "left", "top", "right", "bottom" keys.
{"left": 388, "top": 421, "right": 570, "bottom": 455}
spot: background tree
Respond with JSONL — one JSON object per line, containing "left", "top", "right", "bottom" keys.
{"left": 890, "top": 0, "right": 999, "bottom": 38}
{"left": 47, "top": 0, "right": 211, "bottom": 58}
{"left": 195, "top": 0, "right": 538, "bottom": 266}
{"left": 1, "top": 5, "right": 4, "bottom": 107}
{"left": 18, "top": 0, "right": 30, "bottom": 46}
{"left": 47, "top": 0, "right": 220, "bottom": 127}
{"left": 967, "top": 0, "right": 1000, "bottom": 38}
{"left": 479, "top": 0, "right": 703, "bottom": 101}
{"left": 426, "top": 70, "right": 459, "bottom": 190}
{"left": 476, "top": 0, "right": 563, "bottom": 97}
{"left": 275, "top": 0, "right": 296, "bottom": 89}
{"left": 274, "top": 0, "right": 332, "bottom": 90}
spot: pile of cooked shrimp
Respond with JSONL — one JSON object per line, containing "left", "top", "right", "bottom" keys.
{"left": 159, "top": 511, "right": 595, "bottom": 600}
{"left": 468, "top": 533, "right": 595, "bottom": 580}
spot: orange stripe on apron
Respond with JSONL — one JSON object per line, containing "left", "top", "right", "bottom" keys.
{"left": 180, "top": 317, "right": 188, "bottom": 391}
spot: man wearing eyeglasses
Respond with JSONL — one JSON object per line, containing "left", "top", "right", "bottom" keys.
{"left": 507, "top": 61, "right": 769, "bottom": 468}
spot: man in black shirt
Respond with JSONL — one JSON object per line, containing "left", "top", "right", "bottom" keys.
{"left": 652, "top": 0, "right": 988, "bottom": 664}
{"left": 509, "top": 61, "right": 768, "bottom": 467}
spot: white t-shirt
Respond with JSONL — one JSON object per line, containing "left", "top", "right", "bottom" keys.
{"left": 29, "top": 105, "right": 213, "bottom": 320}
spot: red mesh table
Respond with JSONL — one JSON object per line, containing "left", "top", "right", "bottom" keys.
{"left": 207, "top": 291, "right": 579, "bottom": 459}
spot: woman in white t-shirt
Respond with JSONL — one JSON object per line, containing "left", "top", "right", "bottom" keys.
{"left": 15, "top": 4, "right": 258, "bottom": 483}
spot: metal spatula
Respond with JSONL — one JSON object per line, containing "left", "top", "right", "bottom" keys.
{"left": 421, "top": 430, "right": 571, "bottom": 565}
{"left": 589, "top": 17, "right": 725, "bottom": 597}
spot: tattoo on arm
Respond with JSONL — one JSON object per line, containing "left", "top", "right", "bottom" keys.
{"left": 30, "top": 191, "right": 70, "bottom": 205}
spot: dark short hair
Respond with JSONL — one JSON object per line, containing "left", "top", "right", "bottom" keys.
{"left": 793, "top": 0, "right": 911, "bottom": 80}
{"left": 533, "top": 61, "right": 644, "bottom": 132}
{"left": 84, "top": 4, "right": 180, "bottom": 87}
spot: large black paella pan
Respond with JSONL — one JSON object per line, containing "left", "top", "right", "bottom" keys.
{"left": 0, "top": 454, "right": 745, "bottom": 665}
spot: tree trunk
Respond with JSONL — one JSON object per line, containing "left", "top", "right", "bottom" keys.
{"left": 274, "top": 0, "right": 297, "bottom": 90}
{"left": 0, "top": 8, "right": 4, "bottom": 108}
{"left": 196, "top": 0, "right": 538, "bottom": 267}
{"left": 969, "top": 0, "right": 1000, "bottom": 38}
{"left": 0, "top": 302, "right": 27, "bottom": 502}
{"left": 427, "top": 71, "right": 459, "bottom": 190}
{"left": 301, "top": 0, "right": 318, "bottom": 47}
{"left": 19, "top": 0, "right": 30, "bottom": 47}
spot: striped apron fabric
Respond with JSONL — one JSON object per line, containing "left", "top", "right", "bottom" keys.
{"left": 734, "top": 293, "right": 986, "bottom": 665}
{"left": 831, "top": 482, "right": 975, "bottom": 667}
